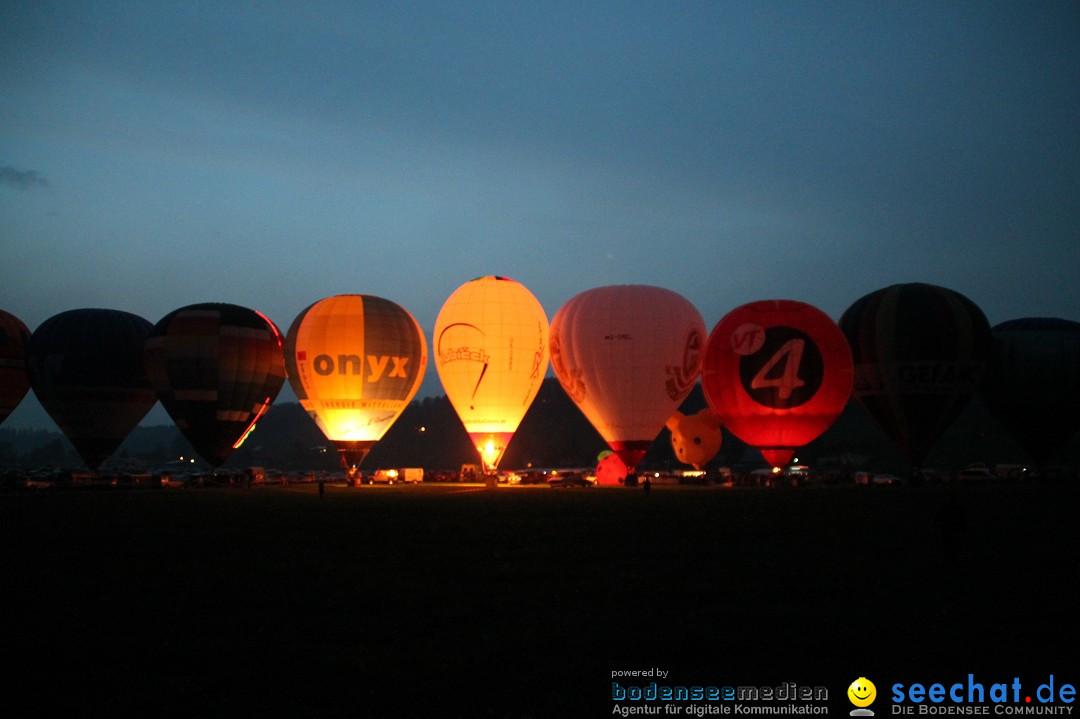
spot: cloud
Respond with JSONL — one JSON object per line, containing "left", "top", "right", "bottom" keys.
{"left": 0, "top": 166, "right": 49, "bottom": 190}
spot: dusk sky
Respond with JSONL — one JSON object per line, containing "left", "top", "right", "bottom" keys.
{"left": 3, "top": 1, "right": 1078, "bottom": 430}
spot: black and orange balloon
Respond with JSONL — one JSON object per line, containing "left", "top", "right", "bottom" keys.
{"left": 980, "top": 317, "right": 1080, "bottom": 467}
{"left": 27, "top": 308, "right": 158, "bottom": 469}
{"left": 702, "top": 300, "right": 853, "bottom": 468}
{"left": 0, "top": 309, "right": 31, "bottom": 426}
{"left": 839, "top": 283, "right": 992, "bottom": 470}
{"left": 284, "top": 294, "right": 427, "bottom": 471}
{"left": 145, "top": 303, "right": 288, "bottom": 467}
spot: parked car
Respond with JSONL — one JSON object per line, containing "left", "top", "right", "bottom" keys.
{"left": 160, "top": 472, "right": 191, "bottom": 488}
{"left": 956, "top": 467, "right": 996, "bottom": 483}
{"left": 372, "top": 469, "right": 399, "bottom": 484}
{"left": 547, "top": 471, "right": 594, "bottom": 488}
{"left": 516, "top": 470, "right": 549, "bottom": 485}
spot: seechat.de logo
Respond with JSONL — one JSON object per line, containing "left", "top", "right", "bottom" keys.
{"left": 849, "top": 677, "right": 877, "bottom": 716}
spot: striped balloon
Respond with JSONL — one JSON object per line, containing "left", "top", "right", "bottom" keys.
{"left": 0, "top": 309, "right": 31, "bottom": 426}
{"left": 27, "top": 308, "right": 157, "bottom": 469}
{"left": 145, "top": 303, "right": 287, "bottom": 467}
{"left": 839, "top": 283, "right": 991, "bottom": 470}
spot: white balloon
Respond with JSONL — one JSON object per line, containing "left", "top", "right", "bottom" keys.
{"left": 550, "top": 285, "right": 705, "bottom": 471}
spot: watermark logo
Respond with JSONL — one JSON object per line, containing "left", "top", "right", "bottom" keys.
{"left": 849, "top": 677, "right": 877, "bottom": 716}
{"left": 890, "top": 674, "right": 1075, "bottom": 714}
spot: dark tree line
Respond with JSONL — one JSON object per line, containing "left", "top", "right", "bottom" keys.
{"left": 1, "top": 378, "right": 1076, "bottom": 475}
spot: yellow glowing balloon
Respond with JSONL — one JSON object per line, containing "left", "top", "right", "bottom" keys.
{"left": 284, "top": 295, "right": 427, "bottom": 468}
{"left": 434, "top": 276, "right": 549, "bottom": 473}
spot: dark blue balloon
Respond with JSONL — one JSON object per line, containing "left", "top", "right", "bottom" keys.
{"left": 981, "top": 317, "right": 1080, "bottom": 466}
{"left": 27, "top": 308, "right": 157, "bottom": 469}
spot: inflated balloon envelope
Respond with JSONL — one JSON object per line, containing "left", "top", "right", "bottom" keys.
{"left": 702, "top": 299, "right": 853, "bottom": 469}
{"left": 839, "top": 282, "right": 991, "bottom": 471}
{"left": 0, "top": 309, "right": 31, "bottom": 427}
{"left": 595, "top": 450, "right": 627, "bottom": 485}
{"left": 284, "top": 294, "right": 427, "bottom": 474}
{"left": 550, "top": 284, "right": 705, "bottom": 475}
{"left": 434, "top": 276, "right": 549, "bottom": 475}
{"left": 26, "top": 308, "right": 158, "bottom": 470}
{"left": 144, "top": 303, "right": 287, "bottom": 468}
{"left": 980, "top": 317, "right": 1080, "bottom": 468}
{"left": 666, "top": 407, "right": 723, "bottom": 470}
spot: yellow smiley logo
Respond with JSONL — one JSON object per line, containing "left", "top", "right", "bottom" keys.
{"left": 848, "top": 677, "right": 876, "bottom": 707}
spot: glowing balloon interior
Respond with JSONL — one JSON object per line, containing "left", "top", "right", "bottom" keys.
{"left": 595, "top": 450, "right": 628, "bottom": 485}
{"left": 550, "top": 285, "right": 705, "bottom": 472}
{"left": 145, "top": 303, "right": 288, "bottom": 467}
{"left": 434, "top": 276, "right": 549, "bottom": 473}
{"left": 0, "top": 309, "right": 31, "bottom": 426}
{"left": 26, "top": 308, "right": 158, "bottom": 470}
{"left": 666, "top": 407, "right": 723, "bottom": 470}
{"left": 284, "top": 295, "right": 427, "bottom": 470}
{"left": 702, "top": 300, "right": 853, "bottom": 468}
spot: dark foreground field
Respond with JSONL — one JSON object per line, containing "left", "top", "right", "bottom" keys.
{"left": 3, "top": 481, "right": 1077, "bottom": 717}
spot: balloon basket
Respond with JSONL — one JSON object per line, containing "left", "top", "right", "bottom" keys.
{"left": 335, "top": 441, "right": 374, "bottom": 485}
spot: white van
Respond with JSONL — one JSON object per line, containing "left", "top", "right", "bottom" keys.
{"left": 399, "top": 468, "right": 423, "bottom": 484}
{"left": 372, "top": 468, "right": 424, "bottom": 484}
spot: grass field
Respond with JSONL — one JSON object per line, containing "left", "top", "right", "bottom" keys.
{"left": 3, "top": 481, "right": 1077, "bottom": 717}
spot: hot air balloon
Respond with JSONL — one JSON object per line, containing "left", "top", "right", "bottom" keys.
{"left": 701, "top": 300, "right": 853, "bottom": 469}
{"left": 0, "top": 309, "right": 31, "bottom": 426}
{"left": 550, "top": 285, "right": 705, "bottom": 480}
{"left": 839, "top": 283, "right": 991, "bottom": 473}
{"left": 595, "top": 450, "right": 627, "bottom": 486}
{"left": 284, "top": 295, "right": 427, "bottom": 477}
{"left": 144, "top": 303, "right": 287, "bottom": 467}
{"left": 980, "top": 318, "right": 1080, "bottom": 468}
{"left": 434, "top": 276, "right": 549, "bottom": 477}
{"left": 666, "top": 407, "right": 724, "bottom": 470}
{"left": 26, "top": 308, "right": 158, "bottom": 470}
